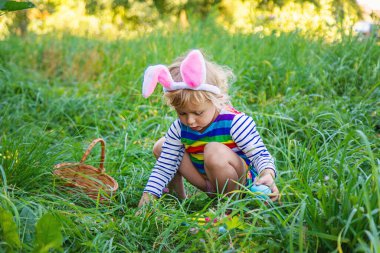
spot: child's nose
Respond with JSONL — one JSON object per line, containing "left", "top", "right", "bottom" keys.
{"left": 187, "top": 116, "right": 195, "bottom": 125}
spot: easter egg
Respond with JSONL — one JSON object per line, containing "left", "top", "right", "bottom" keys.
{"left": 218, "top": 226, "right": 227, "bottom": 234}
{"left": 250, "top": 184, "right": 271, "bottom": 199}
{"left": 181, "top": 222, "right": 189, "bottom": 227}
{"left": 250, "top": 184, "right": 271, "bottom": 194}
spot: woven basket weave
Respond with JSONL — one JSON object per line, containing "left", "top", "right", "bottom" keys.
{"left": 53, "top": 138, "right": 118, "bottom": 200}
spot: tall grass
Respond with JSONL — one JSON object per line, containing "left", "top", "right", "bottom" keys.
{"left": 0, "top": 24, "right": 379, "bottom": 252}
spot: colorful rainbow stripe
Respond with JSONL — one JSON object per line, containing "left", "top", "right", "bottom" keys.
{"left": 181, "top": 110, "right": 248, "bottom": 174}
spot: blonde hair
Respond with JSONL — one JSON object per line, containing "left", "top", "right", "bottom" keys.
{"left": 164, "top": 50, "right": 235, "bottom": 110}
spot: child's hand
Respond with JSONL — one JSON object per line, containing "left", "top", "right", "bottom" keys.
{"left": 255, "top": 169, "right": 279, "bottom": 201}
{"left": 138, "top": 192, "right": 156, "bottom": 208}
{"left": 136, "top": 192, "right": 157, "bottom": 216}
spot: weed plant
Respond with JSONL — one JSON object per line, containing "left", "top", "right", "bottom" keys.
{"left": 0, "top": 23, "right": 379, "bottom": 252}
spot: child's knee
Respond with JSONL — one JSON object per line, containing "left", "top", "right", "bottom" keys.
{"left": 204, "top": 142, "right": 227, "bottom": 167}
{"left": 153, "top": 137, "right": 166, "bottom": 158}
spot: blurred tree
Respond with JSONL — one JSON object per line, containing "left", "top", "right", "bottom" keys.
{"left": 185, "top": 0, "right": 222, "bottom": 19}
{"left": 0, "top": 0, "right": 365, "bottom": 38}
{"left": 252, "top": 0, "right": 359, "bottom": 11}
{"left": 151, "top": 0, "right": 188, "bottom": 28}
{"left": 112, "top": 0, "right": 130, "bottom": 8}
{"left": 148, "top": 0, "right": 222, "bottom": 29}
{"left": 85, "top": 0, "right": 101, "bottom": 14}
{"left": 152, "top": 0, "right": 173, "bottom": 16}
{"left": 0, "top": 0, "right": 35, "bottom": 36}
{"left": 219, "top": 0, "right": 361, "bottom": 30}
{"left": 11, "top": 11, "right": 28, "bottom": 35}
{"left": 331, "top": 0, "right": 362, "bottom": 24}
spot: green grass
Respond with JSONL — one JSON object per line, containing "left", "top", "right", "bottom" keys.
{"left": 0, "top": 24, "right": 379, "bottom": 252}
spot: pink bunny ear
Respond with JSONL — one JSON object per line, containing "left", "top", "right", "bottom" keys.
{"left": 180, "top": 50, "right": 206, "bottom": 88}
{"left": 142, "top": 65, "right": 173, "bottom": 98}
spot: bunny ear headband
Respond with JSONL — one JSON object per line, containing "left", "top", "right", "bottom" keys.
{"left": 142, "top": 49, "right": 221, "bottom": 98}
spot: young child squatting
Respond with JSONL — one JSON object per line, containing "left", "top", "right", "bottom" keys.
{"left": 138, "top": 49, "right": 279, "bottom": 207}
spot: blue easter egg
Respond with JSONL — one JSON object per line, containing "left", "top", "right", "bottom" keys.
{"left": 218, "top": 226, "right": 227, "bottom": 234}
{"left": 181, "top": 222, "right": 189, "bottom": 227}
{"left": 250, "top": 184, "right": 271, "bottom": 199}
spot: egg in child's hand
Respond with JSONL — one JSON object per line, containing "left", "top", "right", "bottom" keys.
{"left": 250, "top": 184, "right": 271, "bottom": 199}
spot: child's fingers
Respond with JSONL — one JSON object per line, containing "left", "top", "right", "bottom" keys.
{"left": 255, "top": 173, "right": 274, "bottom": 185}
{"left": 135, "top": 209, "right": 143, "bottom": 216}
{"left": 269, "top": 184, "right": 279, "bottom": 201}
{"left": 254, "top": 173, "right": 280, "bottom": 202}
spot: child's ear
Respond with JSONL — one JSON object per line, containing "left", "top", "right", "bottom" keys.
{"left": 180, "top": 50, "right": 206, "bottom": 88}
{"left": 142, "top": 65, "right": 173, "bottom": 98}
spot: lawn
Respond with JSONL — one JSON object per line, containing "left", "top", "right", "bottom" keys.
{"left": 0, "top": 24, "right": 379, "bottom": 252}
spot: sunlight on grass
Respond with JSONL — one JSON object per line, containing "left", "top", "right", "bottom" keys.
{"left": 0, "top": 9, "right": 379, "bottom": 252}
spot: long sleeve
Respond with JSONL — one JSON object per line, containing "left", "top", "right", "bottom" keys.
{"left": 230, "top": 114, "right": 276, "bottom": 175}
{"left": 143, "top": 119, "right": 184, "bottom": 197}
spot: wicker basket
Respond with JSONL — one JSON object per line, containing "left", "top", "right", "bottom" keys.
{"left": 53, "top": 138, "right": 118, "bottom": 200}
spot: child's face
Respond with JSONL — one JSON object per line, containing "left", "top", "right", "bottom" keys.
{"left": 175, "top": 100, "right": 218, "bottom": 133}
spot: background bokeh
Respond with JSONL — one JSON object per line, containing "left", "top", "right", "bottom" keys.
{"left": 1, "top": 0, "right": 379, "bottom": 40}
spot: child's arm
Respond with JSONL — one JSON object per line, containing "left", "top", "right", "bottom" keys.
{"left": 231, "top": 114, "right": 279, "bottom": 200}
{"left": 231, "top": 114, "right": 276, "bottom": 175}
{"left": 139, "top": 120, "right": 184, "bottom": 205}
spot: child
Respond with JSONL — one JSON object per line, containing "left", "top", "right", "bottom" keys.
{"left": 138, "top": 49, "right": 278, "bottom": 208}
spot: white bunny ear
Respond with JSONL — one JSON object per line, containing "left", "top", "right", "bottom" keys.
{"left": 142, "top": 65, "right": 173, "bottom": 98}
{"left": 180, "top": 50, "right": 206, "bottom": 88}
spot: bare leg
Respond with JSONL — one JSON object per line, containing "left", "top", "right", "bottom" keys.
{"left": 203, "top": 142, "right": 246, "bottom": 195}
{"left": 177, "top": 152, "right": 210, "bottom": 192}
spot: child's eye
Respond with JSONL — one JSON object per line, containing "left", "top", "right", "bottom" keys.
{"left": 195, "top": 111, "right": 203, "bottom": 116}
{"left": 178, "top": 112, "right": 186, "bottom": 116}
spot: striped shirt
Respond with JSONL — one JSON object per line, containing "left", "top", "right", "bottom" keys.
{"left": 144, "top": 108, "right": 276, "bottom": 197}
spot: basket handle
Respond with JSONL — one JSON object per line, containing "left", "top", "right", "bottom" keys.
{"left": 80, "top": 138, "right": 106, "bottom": 173}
